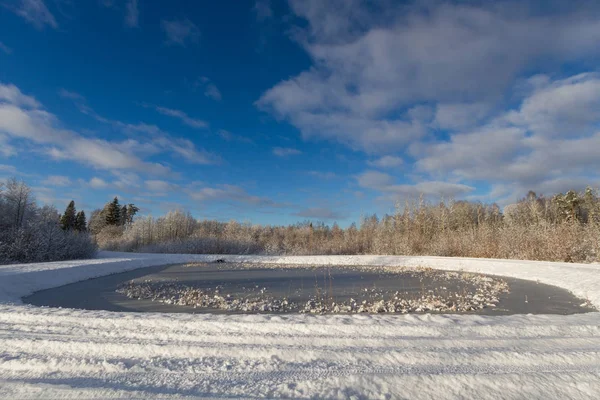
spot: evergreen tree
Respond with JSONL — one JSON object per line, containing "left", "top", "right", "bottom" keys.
{"left": 125, "top": 204, "right": 140, "bottom": 225}
{"left": 105, "top": 197, "right": 121, "bottom": 226}
{"left": 60, "top": 200, "right": 77, "bottom": 231}
{"left": 120, "top": 205, "right": 128, "bottom": 226}
{"left": 75, "top": 210, "right": 87, "bottom": 232}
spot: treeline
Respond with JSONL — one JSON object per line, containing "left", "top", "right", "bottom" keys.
{"left": 0, "top": 179, "right": 96, "bottom": 264}
{"left": 98, "top": 187, "right": 600, "bottom": 263}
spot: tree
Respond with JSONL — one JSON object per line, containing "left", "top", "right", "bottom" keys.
{"left": 120, "top": 205, "right": 128, "bottom": 226}
{"left": 3, "top": 178, "right": 35, "bottom": 229}
{"left": 88, "top": 208, "right": 107, "bottom": 235}
{"left": 125, "top": 204, "right": 139, "bottom": 225}
{"left": 105, "top": 197, "right": 121, "bottom": 226}
{"left": 75, "top": 210, "right": 87, "bottom": 232}
{"left": 60, "top": 200, "right": 77, "bottom": 230}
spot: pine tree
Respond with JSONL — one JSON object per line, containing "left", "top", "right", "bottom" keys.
{"left": 60, "top": 200, "right": 77, "bottom": 231}
{"left": 120, "top": 205, "right": 128, "bottom": 226}
{"left": 126, "top": 204, "right": 140, "bottom": 225}
{"left": 75, "top": 210, "right": 87, "bottom": 232}
{"left": 105, "top": 197, "right": 121, "bottom": 226}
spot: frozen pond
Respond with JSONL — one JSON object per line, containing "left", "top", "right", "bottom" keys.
{"left": 24, "top": 262, "right": 596, "bottom": 315}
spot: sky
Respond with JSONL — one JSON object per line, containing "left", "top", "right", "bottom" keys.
{"left": 1, "top": 0, "right": 600, "bottom": 226}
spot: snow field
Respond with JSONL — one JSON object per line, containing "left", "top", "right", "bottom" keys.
{"left": 1, "top": 251, "right": 600, "bottom": 399}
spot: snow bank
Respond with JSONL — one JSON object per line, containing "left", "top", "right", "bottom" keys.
{"left": 1, "top": 252, "right": 600, "bottom": 399}
{"left": 3, "top": 251, "right": 600, "bottom": 307}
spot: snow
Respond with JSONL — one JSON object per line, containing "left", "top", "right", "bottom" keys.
{"left": 1, "top": 251, "right": 600, "bottom": 399}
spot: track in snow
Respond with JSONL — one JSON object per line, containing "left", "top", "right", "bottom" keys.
{"left": 1, "top": 252, "right": 600, "bottom": 399}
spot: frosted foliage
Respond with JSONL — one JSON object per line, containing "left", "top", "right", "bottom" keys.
{"left": 100, "top": 189, "right": 600, "bottom": 263}
{"left": 0, "top": 178, "right": 97, "bottom": 264}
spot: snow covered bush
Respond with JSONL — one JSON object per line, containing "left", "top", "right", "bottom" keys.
{"left": 92, "top": 187, "right": 600, "bottom": 263}
{"left": 0, "top": 179, "right": 97, "bottom": 264}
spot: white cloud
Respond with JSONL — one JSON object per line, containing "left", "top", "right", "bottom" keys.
{"left": 273, "top": 147, "right": 302, "bottom": 157}
{"left": 0, "top": 164, "right": 17, "bottom": 174}
{"left": 258, "top": 1, "right": 600, "bottom": 154}
{"left": 125, "top": 0, "right": 139, "bottom": 27}
{"left": 42, "top": 175, "right": 71, "bottom": 187}
{"left": 58, "top": 88, "right": 85, "bottom": 102}
{"left": 0, "top": 134, "right": 16, "bottom": 156}
{"left": 0, "top": 83, "right": 176, "bottom": 176}
{"left": 0, "top": 41, "right": 12, "bottom": 55}
{"left": 416, "top": 73, "right": 600, "bottom": 191}
{"left": 357, "top": 170, "right": 474, "bottom": 199}
{"left": 145, "top": 179, "right": 177, "bottom": 193}
{"left": 161, "top": 18, "right": 200, "bottom": 46}
{"left": 434, "top": 103, "right": 491, "bottom": 131}
{"left": 89, "top": 177, "right": 109, "bottom": 189}
{"left": 254, "top": 0, "right": 272, "bottom": 21}
{"left": 204, "top": 83, "right": 222, "bottom": 101}
{"left": 218, "top": 129, "right": 253, "bottom": 144}
{"left": 307, "top": 170, "right": 336, "bottom": 179}
{"left": 1, "top": 83, "right": 41, "bottom": 108}
{"left": 153, "top": 106, "right": 208, "bottom": 129}
{"left": 8, "top": 0, "right": 58, "bottom": 30}
{"left": 188, "top": 77, "right": 222, "bottom": 101}
{"left": 189, "top": 184, "right": 284, "bottom": 207}
{"left": 60, "top": 90, "right": 221, "bottom": 166}
{"left": 154, "top": 137, "right": 221, "bottom": 165}
{"left": 508, "top": 73, "right": 600, "bottom": 138}
{"left": 367, "top": 156, "right": 403, "bottom": 169}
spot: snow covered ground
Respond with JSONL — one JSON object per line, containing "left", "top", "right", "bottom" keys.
{"left": 1, "top": 252, "right": 600, "bottom": 399}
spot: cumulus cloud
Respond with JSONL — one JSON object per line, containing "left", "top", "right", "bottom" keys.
{"left": 273, "top": 147, "right": 302, "bottom": 157}
{"left": 258, "top": 0, "right": 600, "bottom": 154}
{"left": 416, "top": 73, "right": 600, "bottom": 195}
{"left": 161, "top": 18, "right": 200, "bottom": 46}
{"left": 257, "top": 0, "right": 600, "bottom": 202}
{"left": 7, "top": 0, "right": 58, "bottom": 29}
{"left": 434, "top": 103, "right": 491, "bottom": 131}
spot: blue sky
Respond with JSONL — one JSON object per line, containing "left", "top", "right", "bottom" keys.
{"left": 2, "top": 0, "right": 600, "bottom": 226}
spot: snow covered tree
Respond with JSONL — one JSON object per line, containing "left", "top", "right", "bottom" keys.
{"left": 120, "top": 205, "right": 128, "bottom": 226}
{"left": 105, "top": 197, "right": 121, "bottom": 226}
{"left": 75, "top": 210, "right": 87, "bottom": 232}
{"left": 88, "top": 208, "right": 107, "bottom": 235}
{"left": 125, "top": 204, "right": 139, "bottom": 225}
{"left": 60, "top": 201, "right": 77, "bottom": 231}
{"left": 0, "top": 179, "right": 96, "bottom": 263}
{"left": 2, "top": 178, "right": 35, "bottom": 229}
